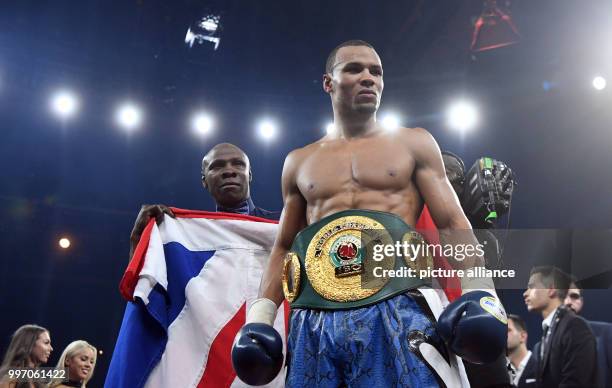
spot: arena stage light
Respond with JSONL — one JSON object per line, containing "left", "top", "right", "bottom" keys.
{"left": 116, "top": 103, "right": 143, "bottom": 130}
{"left": 447, "top": 101, "right": 479, "bottom": 131}
{"left": 192, "top": 112, "right": 214, "bottom": 137}
{"left": 592, "top": 76, "right": 607, "bottom": 91}
{"left": 59, "top": 237, "right": 71, "bottom": 249}
{"left": 51, "top": 90, "right": 79, "bottom": 119}
{"left": 326, "top": 122, "right": 335, "bottom": 135}
{"left": 257, "top": 120, "right": 278, "bottom": 142}
{"left": 380, "top": 113, "right": 401, "bottom": 131}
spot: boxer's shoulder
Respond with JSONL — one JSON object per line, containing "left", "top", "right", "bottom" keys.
{"left": 281, "top": 146, "right": 312, "bottom": 185}
{"left": 284, "top": 146, "right": 310, "bottom": 167}
{"left": 284, "top": 141, "right": 326, "bottom": 168}
{"left": 395, "top": 127, "right": 442, "bottom": 162}
{"left": 393, "top": 126, "right": 435, "bottom": 144}
{"left": 354, "top": 126, "right": 435, "bottom": 151}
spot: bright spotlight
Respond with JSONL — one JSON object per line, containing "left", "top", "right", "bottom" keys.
{"left": 257, "top": 120, "right": 278, "bottom": 141}
{"left": 51, "top": 91, "right": 79, "bottom": 118}
{"left": 593, "top": 76, "right": 606, "bottom": 91}
{"left": 58, "top": 237, "right": 71, "bottom": 249}
{"left": 381, "top": 113, "right": 401, "bottom": 131}
{"left": 116, "top": 104, "right": 143, "bottom": 130}
{"left": 447, "top": 101, "right": 478, "bottom": 131}
{"left": 192, "top": 113, "right": 214, "bottom": 136}
{"left": 326, "top": 122, "right": 335, "bottom": 135}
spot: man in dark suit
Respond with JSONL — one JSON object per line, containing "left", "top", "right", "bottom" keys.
{"left": 590, "top": 320, "right": 612, "bottom": 388}
{"left": 523, "top": 266, "right": 599, "bottom": 387}
{"left": 565, "top": 281, "right": 612, "bottom": 387}
{"left": 507, "top": 314, "right": 537, "bottom": 387}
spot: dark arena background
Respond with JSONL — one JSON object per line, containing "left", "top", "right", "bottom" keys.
{"left": 1, "top": 1, "right": 611, "bottom": 387}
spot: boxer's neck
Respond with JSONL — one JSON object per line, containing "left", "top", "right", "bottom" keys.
{"left": 333, "top": 112, "right": 378, "bottom": 139}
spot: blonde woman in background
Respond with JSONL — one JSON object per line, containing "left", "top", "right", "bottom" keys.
{"left": 48, "top": 341, "right": 96, "bottom": 388}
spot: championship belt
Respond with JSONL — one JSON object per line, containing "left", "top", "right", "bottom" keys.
{"left": 282, "top": 209, "right": 433, "bottom": 310}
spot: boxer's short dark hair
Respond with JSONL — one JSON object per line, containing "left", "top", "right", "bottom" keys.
{"left": 326, "top": 40, "right": 375, "bottom": 74}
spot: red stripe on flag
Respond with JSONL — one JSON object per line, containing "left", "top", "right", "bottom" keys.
{"left": 283, "top": 300, "right": 290, "bottom": 339}
{"left": 119, "top": 219, "right": 155, "bottom": 300}
{"left": 198, "top": 302, "right": 246, "bottom": 388}
{"left": 416, "top": 206, "right": 461, "bottom": 302}
{"left": 170, "top": 208, "right": 278, "bottom": 224}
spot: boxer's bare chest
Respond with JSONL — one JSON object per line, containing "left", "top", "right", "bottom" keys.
{"left": 296, "top": 136, "right": 418, "bottom": 204}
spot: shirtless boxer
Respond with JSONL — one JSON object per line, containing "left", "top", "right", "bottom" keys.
{"left": 231, "top": 40, "right": 507, "bottom": 387}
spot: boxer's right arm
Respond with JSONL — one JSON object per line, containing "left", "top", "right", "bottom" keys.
{"left": 257, "top": 150, "right": 307, "bottom": 311}
{"left": 232, "top": 151, "right": 306, "bottom": 386}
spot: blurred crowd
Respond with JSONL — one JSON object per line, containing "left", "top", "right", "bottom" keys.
{"left": 0, "top": 325, "right": 96, "bottom": 388}
{"left": 507, "top": 266, "right": 612, "bottom": 387}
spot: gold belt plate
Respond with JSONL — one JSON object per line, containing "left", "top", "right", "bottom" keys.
{"left": 282, "top": 252, "right": 301, "bottom": 303}
{"left": 305, "top": 215, "right": 395, "bottom": 302}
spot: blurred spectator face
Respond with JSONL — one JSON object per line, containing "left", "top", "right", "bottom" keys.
{"left": 442, "top": 153, "right": 465, "bottom": 197}
{"left": 523, "top": 273, "right": 551, "bottom": 312}
{"left": 31, "top": 331, "right": 53, "bottom": 364}
{"left": 67, "top": 347, "right": 95, "bottom": 382}
{"left": 507, "top": 318, "right": 526, "bottom": 353}
{"left": 564, "top": 285, "right": 583, "bottom": 314}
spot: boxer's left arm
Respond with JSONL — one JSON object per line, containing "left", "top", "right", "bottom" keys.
{"left": 411, "top": 127, "right": 482, "bottom": 270}
{"left": 411, "top": 128, "right": 507, "bottom": 364}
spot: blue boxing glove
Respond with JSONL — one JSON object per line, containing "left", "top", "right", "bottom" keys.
{"left": 437, "top": 282, "right": 507, "bottom": 364}
{"left": 231, "top": 299, "right": 283, "bottom": 386}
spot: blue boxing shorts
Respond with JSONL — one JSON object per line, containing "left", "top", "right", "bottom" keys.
{"left": 286, "top": 291, "right": 444, "bottom": 388}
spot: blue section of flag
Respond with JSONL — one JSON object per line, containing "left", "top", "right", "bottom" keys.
{"left": 164, "top": 243, "right": 215, "bottom": 325}
{"left": 105, "top": 243, "right": 215, "bottom": 388}
{"left": 104, "top": 295, "right": 166, "bottom": 388}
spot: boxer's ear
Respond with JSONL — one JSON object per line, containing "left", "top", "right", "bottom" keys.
{"left": 249, "top": 169, "right": 253, "bottom": 182}
{"left": 201, "top": 175, "right": 208, "bottom": 190}
{"left": 323, "top": 74, "right": 333, "bottom": 93}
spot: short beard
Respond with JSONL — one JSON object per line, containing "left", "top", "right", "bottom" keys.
{"left": 354, "top": 103, "right": 378, "bottom": 115}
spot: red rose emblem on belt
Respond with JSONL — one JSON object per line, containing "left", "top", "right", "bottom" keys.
{"left": 337, "top": 242, "right": 358, "bottom": 261}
